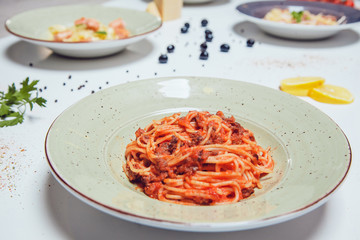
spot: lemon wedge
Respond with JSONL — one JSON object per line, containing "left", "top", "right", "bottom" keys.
{"left": 308, "top": 84, "right": 354, "bottom": 104}
{"left": 280, "top": 77, "right": 325, "bottom": 96}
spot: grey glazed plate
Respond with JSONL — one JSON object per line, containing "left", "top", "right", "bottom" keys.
{"left": 236, "top": 1, "right": 360, "bottom": 40}
{"left": 45, "top": 77, "right": 351, "bottom": 232}
{"left": 5, "top": 5, "right": 162, "bottom": 58}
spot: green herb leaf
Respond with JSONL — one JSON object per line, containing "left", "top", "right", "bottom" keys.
{"left": 0, "top": 78, "right": 47, "bottom": 127}
{"left": 0, "top": 112, "right": 23, "bottom": 127}
{"left": 291, "top": 11, "right": 304, "bottom": 23}
{"left": 95, "top": 31, "right": 107, "bottom": 35}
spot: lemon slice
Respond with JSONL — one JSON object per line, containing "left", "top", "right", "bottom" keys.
{"left": 280, "top": 77, "right": 325, "bottom": 96}
{"left": 308, "top": 84, "right": 354, "bottom": 104}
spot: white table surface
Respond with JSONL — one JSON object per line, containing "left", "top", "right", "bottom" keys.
{"left": 1, "top": 0, "right": 359, "bottom": 239}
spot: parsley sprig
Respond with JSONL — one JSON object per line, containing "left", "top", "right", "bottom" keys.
{"left": 291, "top": 11, "right": 304, "bottom": 23}
{"left": 0, "top": 77, "right": 47, "bottom": 127}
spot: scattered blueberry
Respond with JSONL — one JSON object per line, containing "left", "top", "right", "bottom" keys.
{"left": 200, "top": 51, "right": 209, "bottom": 60}
{"left": 200, "top": 42, "right": 208, "bottom": 51}
{"left": 220, "top": 43, "right": 230, "bottom": 52}
{"left": 184, "top": 22, "right": 190, "bottom": 28}
{"left": 246, "top": 38, "right": 255, "bottom": 47}
{"left": 159, "top": 54, "right": 168, "bottom": 63}
{"left": 205, "top": 33, "right": 213, "bottom": 42}
{"left": 181, "top": 26, "right": 188, "bottom": 33}
{"left": 205, "top": 29, "right": 212, "bottom": 35}
{"left": 167, "top": 44, "right": 175, "bottom": 53}
{"left": 201, "top": 19, "right": 208, "bottom": 27}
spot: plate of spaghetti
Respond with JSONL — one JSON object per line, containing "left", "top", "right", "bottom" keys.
{"left": 123, "top": 110, "right": 275, "bottom": 205}
{"left": 236, "top": 1, "right": 360, "bottom": 40}
{"left": 45, "top": 77, "right": 351, "bottom": 232}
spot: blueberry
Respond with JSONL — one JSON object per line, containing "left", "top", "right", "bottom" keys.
{"left": 181, "top": 26, "right": 188, "bottom": 33}
{"left": 184, "top": 22, "right": 190, "bottom": 28}
{"left": 159, "top": 54, "right": 168, "bottom": 63}
{"left": 205, "top": 29, "right": 212, "bottom": 35}
{"left": 200, "top": 42, "right": 208, "bottom": 51}
{"left": 200, "top": 51, "right": 209, "bottom": 60}
{"left": 246, "top": 38, "right": 255, "bottom": 47}
{"left": 201, "top": 19, "right": 208, "bottom": 27}
{"left": 167, "top": 44, "right": 175, "bottom": 53}
{"left": 205, "top": 33, "right": 213, "bottom": 42}
{"left": 220, "top": 43, "right": 230, "bottom": 52}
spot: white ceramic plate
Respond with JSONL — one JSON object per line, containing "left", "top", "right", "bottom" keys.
{"left": 5, "top": 5, "right": 162, "bottom": 58}
{"left": 236, "top": 1, "right": 360, "bottom": 40}
{"left": 45, "top": 77, "right": 351, "bottom": 232}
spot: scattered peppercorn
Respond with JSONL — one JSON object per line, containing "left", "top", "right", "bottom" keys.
{"left": 181, "top": 26, "right": 188, "bottom": 33}
{"left": 246, "top": 38, "right": 255, "bottom": 47}
{"left": 159, "top": 54, "right": 168, "bottom": 63}
{"left": 201, "top": 19, "right": 208, "bottom": 27}
{"left": 29, "top": 63, "right": 33, "bottom": 67}
{"left": 200, "top": 42, "right": 208, "bottom": 51}
{"left": 205, "top": 33, "right": 213, "bottom": 42}
{"left": 200, "top": 51, "right": 209, "bottom": 60}
{"left": 220, "top": 43, "right": 230, "bottom": 52}
{"left": 205, "top": 29, "right": 212, "bottom": 35}
{"left": 167, "top": 44, "right": 175, "bottom": 53}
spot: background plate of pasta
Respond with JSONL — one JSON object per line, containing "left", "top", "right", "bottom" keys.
{"left": 236, "top": 0, "right": 360, "bottom": 40}
{"left": 45, "top": 77, "right": 351, "bottom": 232}
{"left": 5, "top": 4, "right": 162, "bottom": 58}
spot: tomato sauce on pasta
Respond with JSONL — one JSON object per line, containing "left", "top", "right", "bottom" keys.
{"left": 123, "top": 111, "right": 274, "bottom": 205}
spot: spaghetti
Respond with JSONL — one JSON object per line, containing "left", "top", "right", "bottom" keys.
{"left": 123, "top": 111, "right": 274, "bottom": 205}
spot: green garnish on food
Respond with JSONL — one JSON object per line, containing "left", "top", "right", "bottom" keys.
{"left": 95, "top": 31, "right": 107, "bottom": 35}
{"left": 291, "top": 11, "right": 304, "bottom": 23}
{"left": 0, "top": 77, "right": 47, "bottom": 127}
{"left": 75, "top": 23, "right": 86, "bottom": 28}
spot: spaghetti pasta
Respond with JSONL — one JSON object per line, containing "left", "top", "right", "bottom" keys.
{"left": 123, "top": 111, "right": 274, "bottom": 205}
